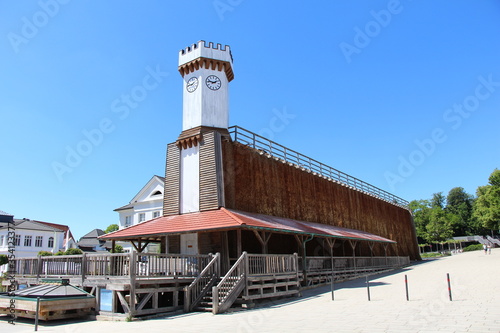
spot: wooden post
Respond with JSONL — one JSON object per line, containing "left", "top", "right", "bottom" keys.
{"left": 236, "top": 229, "right": 242, "bottom": 256}
{"left": 129, "top": 251, "right": 136, "bottom": 317}
{"left": 244, "top": 252, "right": 249, "bottom": 297}
{"left": 349, "top": 240, "right": 358, "bottom": 273}
{"left": 111, "top": 240, "right": 116, "bottom": 253}
{"left": 81, "top": 252, "right": 87, "bottom": 285}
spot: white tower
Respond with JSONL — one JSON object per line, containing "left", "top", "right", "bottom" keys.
{"left": 178, "top": 40, "right": 234, "bottom": 132}
{"left": 164, "top": 41, "right": 234, "bottom": 217}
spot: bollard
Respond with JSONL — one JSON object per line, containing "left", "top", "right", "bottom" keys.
{"left": 35, "top": 297, "right": 40, "bottom": 331}
{"left": 366, "top": 276, "right": 371, "bottom": 301}
{"left": 447, "top": 273, "right": 452, "bottom": 301}
{"left": 331, "top": 272, "right": 335, "bottom": 301}
{"left": 405, "top": 274, "right": 409, "bottom": 301}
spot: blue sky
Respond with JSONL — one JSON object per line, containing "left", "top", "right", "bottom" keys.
{"left": 1, "top": 0, "right": 499, "bottom": 240}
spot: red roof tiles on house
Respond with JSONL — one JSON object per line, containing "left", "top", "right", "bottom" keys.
{"left": 100, "top": 208, "right": 395, "bottom": 243}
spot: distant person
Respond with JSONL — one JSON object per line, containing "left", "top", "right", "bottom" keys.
{"left": 483, "top": 244, "right": 488, "bottom": 254}
{"left": 487, "top": 244, "right": 492, "bottom": 255}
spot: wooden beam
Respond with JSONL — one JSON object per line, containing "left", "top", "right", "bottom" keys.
{"left": 236, "top": 229, "right": 242, "bottom": 256}
{"left": 136, "top": 292, "right": 154, "bottom": 311}
{"left": 116, "top": 291, "right": 130, "bottom": 314}
{"left": 253, "top": 230, "right": 272, "bottom": 254}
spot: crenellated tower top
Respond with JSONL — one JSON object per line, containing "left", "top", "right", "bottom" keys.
{"left": 178, "top": 40, "right": 234, "bottom": 82}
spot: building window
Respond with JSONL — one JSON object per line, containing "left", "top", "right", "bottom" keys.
{"left": 153, "top": 211, "right": 161, "bottom": 218}
{"left": 24, "top": 235, "right": 32, "bottom": 247}
{"left": 125, "top": 216, "right": 132, "bottom": 226}
{"left": 139, "top": 213, "right": 145, "bottom": 223}
{"left": 35, "top": 236, "right": 43, "bottom": 247}
{"left": 15, "top": 235, "right": 21, "bottom": 246}
{"left": 152, "top": 190, "right": 162, "bottom": 196}
{"left": 48, "top": 237, "right": 54, "bottom": 248}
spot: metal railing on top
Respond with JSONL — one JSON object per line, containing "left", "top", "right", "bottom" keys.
{"left": 228, "top": 125, "right": 409, "bottom": 209}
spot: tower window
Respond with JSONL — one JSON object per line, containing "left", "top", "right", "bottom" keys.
{"left": 152, "top": 190, "right": 162, "bottom": 196}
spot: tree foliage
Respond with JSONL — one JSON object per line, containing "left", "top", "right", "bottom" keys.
{"left": 0, "top": 255, "right": 7, "bottom": 266}
{"left": 474, "top": 169, "right": 500, "bottom": 231}
{"left": 411, "top": 169, "right": 499, "bottom": 244}
{"left": 105, "top": 224, "right": 119, "bottom": 234}
{"left": 113, "top": 244, "right": 124, "bottom": 253}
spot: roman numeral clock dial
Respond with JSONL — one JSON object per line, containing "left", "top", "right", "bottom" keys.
{"left": 205, "top": 75, "right": 221, "bottom": 90}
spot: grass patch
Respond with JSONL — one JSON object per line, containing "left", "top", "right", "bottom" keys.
{"left": 421, "top": 252, "right": 451, "bottom": 258}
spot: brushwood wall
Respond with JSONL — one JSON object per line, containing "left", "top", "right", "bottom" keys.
{"left": 223, "top": 141, "right": 420, "bottom": 260}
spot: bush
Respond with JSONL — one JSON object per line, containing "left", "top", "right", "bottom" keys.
{"left": 64, "top": 248, "right": 83, "bottom": 255}
{"left": 0, "top": 254, "right": 8, "bottom": 265}
{"left": 463, "top": 244, "right": 484, "bottom": 252}
{"left": 37, "top": 251, "right": 53, "bottom": 256}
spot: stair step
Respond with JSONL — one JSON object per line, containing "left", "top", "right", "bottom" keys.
{"left": 194, "top": 307, "right": 213, "bottom": 312}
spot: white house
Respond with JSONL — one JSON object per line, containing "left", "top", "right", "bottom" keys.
{"left": 113, "top": 175, "right": 164, "bottom": 252}
{"left": 0, "top": 217, "right": 77, "bottom": 258}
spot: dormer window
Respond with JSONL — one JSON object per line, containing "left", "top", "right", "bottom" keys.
{"left": 152, "top": 190, "right": 162, "bottom": 196}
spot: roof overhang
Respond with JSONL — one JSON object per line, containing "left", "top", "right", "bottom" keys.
{"left": 100, "top": 208, "right": 395, "bottom": 244}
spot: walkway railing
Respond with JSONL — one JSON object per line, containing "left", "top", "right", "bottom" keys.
{"left": 213, "top": 252, "right": 247, "bottom": 314}
{"left": 302, "top": 256, "right": 410, "bottom": 273}
{"left": 12, "top": 253, "right": 212, "bottom": 280}
{"left": 247, "top": 253, "right": 298, "bottom": 275}
{"left": 229, "top": 125, "right": 409, "bottom": 208}
{"left": 184, "top": 253, "right": 220, "bottom": 312}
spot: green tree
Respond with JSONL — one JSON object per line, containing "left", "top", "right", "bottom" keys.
{"left": 104, "top": 224, "right": 119, "bottom": 234}
{"left": 431, "top": 192, "right": 445, "bottom": 209}
{"left": 446, "top": 187, "right": 475, "bottom": 235}
{"left": 409, "top": 199, "right": 432, "bottom": 241}
{"left": 425, "top": 207, "right": 454, "bottom": 243}
{"left": 474, "top": 169, "right": 500, "bottom": 233}
{"left": 0, "top": 254, "right": 7, "bottom": 266}
{"left": 113, "top": 244, "right": 124, "bottom": 253}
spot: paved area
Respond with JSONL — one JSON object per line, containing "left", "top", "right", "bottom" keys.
{"left": 2, "top": 249, "right": 499, "bottom": 332}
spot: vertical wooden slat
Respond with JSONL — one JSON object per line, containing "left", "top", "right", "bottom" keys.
{"left": 199, "top": 131, "right": 223, "bottom": 210}
{"left": 164, "top": 143, "right": 180, "bottom": 216}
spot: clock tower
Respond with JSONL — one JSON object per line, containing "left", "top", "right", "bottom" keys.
{"left": 178, "top": 40, "right": 234, "bottom": 132}
{"left": 163, "top": 41, "right": 234, "bottom": 217}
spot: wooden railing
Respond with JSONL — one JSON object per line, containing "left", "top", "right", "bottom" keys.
{"left": 229, "top": 125, "right": 409, "bottom": 209}
{"left": 303, "top": 256, "right": 410, "bottom": 273}
{"left": 184, "top": 253, "right": 220, "bottom": 312}
{"left": 247, "top": 253, "right": 298, "bottom": 275}
{"left": 11, "top": 253, "right": 212, "bottom": 280}
{"left": 212, "top": 252, "right": 247, "bottom": 314}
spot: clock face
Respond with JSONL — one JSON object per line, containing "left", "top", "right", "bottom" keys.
{"left": 186, "top": 77, "right": 199, "bottom": 93}
{"left": 205, "top": 75, "right": 221, "bottom": 90}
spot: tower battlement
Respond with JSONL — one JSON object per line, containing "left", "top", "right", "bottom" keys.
{"left": 178, "top": 40, "right": 233, "bottom": 67}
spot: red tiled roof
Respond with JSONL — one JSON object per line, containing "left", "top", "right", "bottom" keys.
{"left": 101, "top": 208, "right": 395, "bottom": 243}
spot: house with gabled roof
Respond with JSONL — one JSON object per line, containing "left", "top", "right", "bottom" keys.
{"left": 0, "top": 216, "right": 77, "bottom": 258}
{"left": 114, "top": 175, "right": 164, "bottom": 229}
{"left": 76, "top": 229, "right": 112, "bottom": 252}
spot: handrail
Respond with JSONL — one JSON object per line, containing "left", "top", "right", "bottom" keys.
{"left": 12, "top": 253, "right": 212, "bottom": 279}
{"left": 228, "top": 125, "right": 409, "bottom": 209}
{"left": 212, "top": 251, "right": 247, "bottom": 314}
{"left": 184, "top": 253, "right": 220, "bottom": 312}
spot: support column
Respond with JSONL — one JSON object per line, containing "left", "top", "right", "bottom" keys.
{"left": 236, "top": 229, "right": 242, "bottom": 256}
{"left": 253, "top": 230, "right": 272, "bottom": 254}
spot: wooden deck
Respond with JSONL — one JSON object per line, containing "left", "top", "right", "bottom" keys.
{"left": 6, "top": 252, "right": 410, "bottom": 317}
